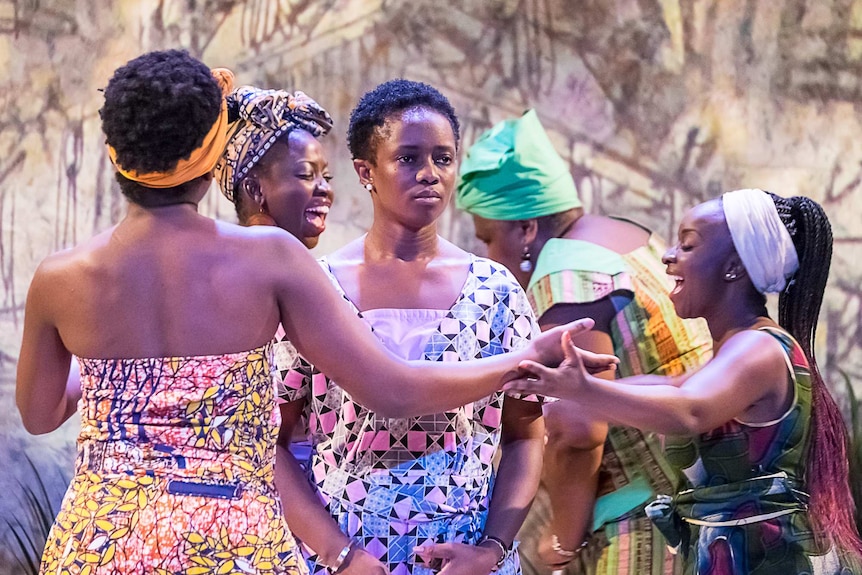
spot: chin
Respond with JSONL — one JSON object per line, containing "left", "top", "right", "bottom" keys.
{"left": 302, "top": 236, "right": 320, "bottom": 249}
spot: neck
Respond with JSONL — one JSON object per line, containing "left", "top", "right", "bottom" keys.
{"left": 705, "top": 295, "right": 770, "bottom": 353}
{"left": 364, "top": 220, "right": 439, "bottom": 262}
{"left": 524, "top": 211, "right": 583, "bottom": 283}
{"left": 126, "top": 201, "right": 200, "bottom": 220}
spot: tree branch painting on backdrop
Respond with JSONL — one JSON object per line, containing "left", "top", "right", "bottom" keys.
{"left": 1, "top": 1, "right": 861, "bottom": 571}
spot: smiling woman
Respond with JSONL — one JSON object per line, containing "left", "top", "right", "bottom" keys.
{"left": 506, "top": 189, "right": 862, "bottom": 575}
{"left": 215, "top": 86, "right": 334, "bottom": 248}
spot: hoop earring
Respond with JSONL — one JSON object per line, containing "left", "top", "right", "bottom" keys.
{"left": 520, "top": 244, "right": 533, "bottom": 273}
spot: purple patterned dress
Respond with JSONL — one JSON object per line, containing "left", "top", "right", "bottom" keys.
{"left": 277, "top": 255, "right": 540, "bottom": 575}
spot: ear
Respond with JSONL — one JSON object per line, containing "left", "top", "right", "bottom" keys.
{"left": 723, "top": 255, "right": 747, "bottom": 282}
{"left": 353, "top": 159, "right": 373, "bottom": 190}
{"left": 240, "top": 176, "right": 264, "bottom": 208}
{"left": 520, "top": 219, "right": 539, "bottom": 244}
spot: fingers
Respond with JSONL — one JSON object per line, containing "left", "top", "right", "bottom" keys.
{"left": 517, "top": 359, "right": 553, "bottom": 379}
{"left": 565, "top": 317, "right": 595, "bottom": 334}
{"left": 562, "top": 330, "right": 580, "bottom": 362}
{"left": 414, "top": 543, "right": 455, "bottom": 560}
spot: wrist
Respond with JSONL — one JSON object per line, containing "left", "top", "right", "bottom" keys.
{"left": 321, "top": 539, "right": 354, "bottom": 574}
{"left": 477, "top": 535, "right": 509, "bottom": 571}
{"left": 550, "top": 533, "right": 587, "bottom": 558}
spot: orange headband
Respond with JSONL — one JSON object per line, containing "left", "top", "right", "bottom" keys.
{"left": 107, "top": 68, "right": 235, "bottom": 189}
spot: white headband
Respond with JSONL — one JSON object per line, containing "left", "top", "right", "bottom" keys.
{"left": 722, "top": 188, "right": 799, "bottom": 293}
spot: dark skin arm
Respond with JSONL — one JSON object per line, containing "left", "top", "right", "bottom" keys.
{"left": 274, "top": 400, "right": 388, "bottom": 574}
{"left": 536, "top": 301, "right": 617, "bottom": 567}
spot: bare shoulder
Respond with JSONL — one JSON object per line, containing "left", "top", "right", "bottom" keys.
{"left": 715, "top": 329, "right": 788, "bottom": 380}
{"left": 567, "top": 214, "right": 650, "bottom": 253}
{"left": 326, "top": 236, "right": 366, "bottom": 268}
{"left": 214, "top": 220, "right": 307, "bottom": 257}
{"left": 28, "top": 225, "right": 117, "bottom": 293}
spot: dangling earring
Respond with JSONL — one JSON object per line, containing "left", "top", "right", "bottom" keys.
{"left": 520, "top": 244, "right": 533, "bottom": 273}
{"left": 364, "top": 182, "right": 373, "bottom": 192}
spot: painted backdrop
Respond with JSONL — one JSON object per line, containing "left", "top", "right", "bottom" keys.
{"left": 1, "top": 1, "right": 861, "bottom": 571}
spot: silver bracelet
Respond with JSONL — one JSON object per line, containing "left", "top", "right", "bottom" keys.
{"left": 477, "top": 535, "right": 508, "bottom": 571}
{"left": 324, "top": 541, "right": 353, "bottom": 574}
{"left": 551, "top": 534, "right": 587, "bottom": 558}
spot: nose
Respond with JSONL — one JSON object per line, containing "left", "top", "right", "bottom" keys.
{"left": 662, "top": 246, "right": 677, "bottom": 265}
{"left": 416, "top": 158, "right": 439, "bottom": 185}
{"left": 314, "top": 176, "right": 333, "bottom": 200}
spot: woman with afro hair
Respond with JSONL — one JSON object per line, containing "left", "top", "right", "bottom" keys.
{"left": 16, "top": 51, "right": 613, "bottom": 575}
{"left": 276, "top": 79, "right": 548, "bottom": 575}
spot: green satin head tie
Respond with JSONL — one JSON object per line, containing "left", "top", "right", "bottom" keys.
{"left": 456, "top": 109, "right": 581, "bottom": 221}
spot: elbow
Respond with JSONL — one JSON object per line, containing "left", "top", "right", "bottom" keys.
{"left": 666, "top": 399, "right": 713, "bottom": 436}
{"left": 18, "top": 414, "right": 57, "bottom": 435}
{"left": 544, "top": 402, "right": 607, "bottom": 451}
{"left": 16, "top": 398, "right": 61, "bottom": 435}
{"left": 545, "top": 418, "right": 607, "bottom": 452}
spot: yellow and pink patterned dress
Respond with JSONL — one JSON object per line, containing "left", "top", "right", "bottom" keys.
{"left": 39, "top": 344, "right": 308, "bottom": 575}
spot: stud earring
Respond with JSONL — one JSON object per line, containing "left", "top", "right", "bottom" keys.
{"left": 725, "top": 272, "right": 738, "bottom": 280}
{"left": 364, "top": 182, "right": 373, "bottom": 191}
{"left": 519, "top": 245, "right": 533, "bottom": 273}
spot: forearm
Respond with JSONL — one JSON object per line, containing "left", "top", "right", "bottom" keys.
{"left": 482, "top": 436, "right": 544, "bottom": 545}
{"left": 579, "top": 376, "right": 701, "bottom": 435}
{"left": 274, "top": 445, "right": 351, "bottom": 565}
{"left": 542, "top": 440, "right": 603, "bottom": 549}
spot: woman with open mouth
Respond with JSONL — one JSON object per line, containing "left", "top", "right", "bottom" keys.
{"left": 456, "top": 109, "right": 713, "bottom": 575}
{"left": 505, "top": 189, "right": 862, "bottom": 575}
{"left": 216, "top": 85, "right": 334, "bottom": 249}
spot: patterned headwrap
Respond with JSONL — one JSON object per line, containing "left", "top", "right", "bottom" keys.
{"left": 456, "top": 109, "right": 581, "bottom": 221}
{"left": 107, "top": 68, "right": 235, "bottom": 189}
{"left": 722, "top": 188, "right": 799, "bottom": 293}
{"left": 214, "top": 86, "right": 333, "bottom": 202}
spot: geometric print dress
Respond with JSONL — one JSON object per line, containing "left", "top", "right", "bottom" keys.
{"left": 276, "top": 255, "right": 540, "bottom": 575}
{"left": 39, "top": 344, "right": 308, "bottom": 575}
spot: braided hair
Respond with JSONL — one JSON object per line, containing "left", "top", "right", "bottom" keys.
{"left": 769, "top": 192, "right": 862, "bottom": 557}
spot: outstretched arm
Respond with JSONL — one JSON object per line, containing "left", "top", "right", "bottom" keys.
{"left": 505, "top": 329, "right": 789, "bottom": 436}
{"left": 274, "top": 237, "right": 617, "bottom": 418}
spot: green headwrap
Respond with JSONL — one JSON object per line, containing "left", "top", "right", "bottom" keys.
{"left": 456, "top": 109, "right": 581, "bottom": 221}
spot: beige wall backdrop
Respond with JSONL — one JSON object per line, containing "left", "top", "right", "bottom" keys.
{"left": 1, "top": 0, "right": 861, "bottom": 569}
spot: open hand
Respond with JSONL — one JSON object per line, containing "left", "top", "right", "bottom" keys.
{"left": 504, "top": 331, "right": 595, "bottom": 400}
{"left": 530, "top": 319, "right": 618, "bottom": 374}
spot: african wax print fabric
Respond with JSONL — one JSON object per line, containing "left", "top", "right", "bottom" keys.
{"left": 651, "top": 327, "right": 861, "bottom": 575}
{"left": 40, "top": 344, "right": 308, "bottom": 575}
{"left": 277, "top": 255, "right": 540, "bottom": 575}
{"left": 215, "top": 86, "right": 332, "bottom": 202}
{"left": 518, "top": 232, "right": 712, "bottom": 575}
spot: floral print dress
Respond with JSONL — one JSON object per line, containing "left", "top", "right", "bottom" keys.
{"left": 276, "top": 255, "right": 540, "bottom": 575}
{"left": 40, "top": 344, "right": 308, "bottom": 575}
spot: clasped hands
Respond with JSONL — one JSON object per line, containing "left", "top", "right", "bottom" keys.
{"left": 509, "top": 319, "right": 616, "bottom": 400}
